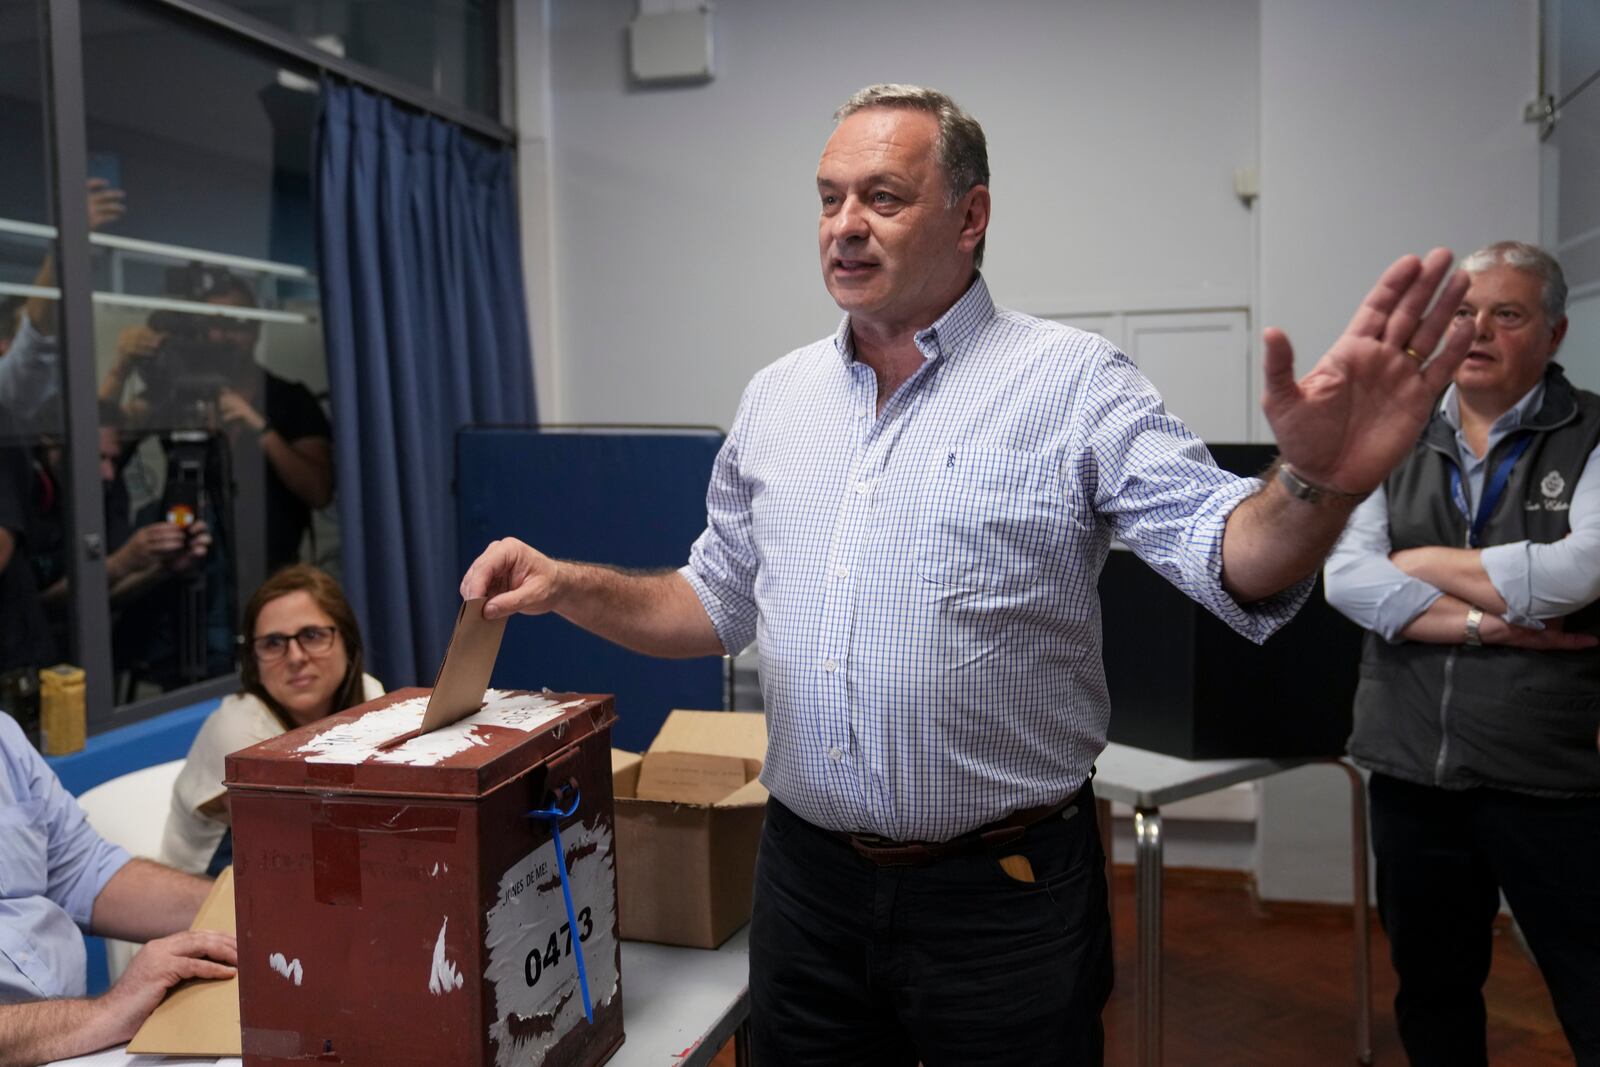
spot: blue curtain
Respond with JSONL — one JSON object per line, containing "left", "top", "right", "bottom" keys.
{"left": 315, "top": 80, "right": 536, "bottom": 686}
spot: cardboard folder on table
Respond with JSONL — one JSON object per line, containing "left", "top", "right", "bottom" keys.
{"left": 128, "top": 866, "right": 240, "bottom": 1056}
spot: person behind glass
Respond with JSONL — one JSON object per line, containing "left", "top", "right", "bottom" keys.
{"left": 160, "top": 564, "right": 382, "bottom": 876}
{"left": 0, "top": 714, "right": 236, "bottom": 1067}
{"left": 0, "top": 185, "right": 125, "bottom": 682}
{"left": 1325, "top": 241, "right": 1600, "bottom": 1066}
{"left": 0, "top": 180, "right": 124, "bottom": 433}
{"left": 0, "top": 439, "right": 50, "bottom": 679}
{"left": 461, "top": 84, "right": 1480, "bottom": 1065}
{"left": 27, "top": 402, "right": 213, "bottom": 662}
{"left": 101, "top": 270, "right": 333, "bottom": 571}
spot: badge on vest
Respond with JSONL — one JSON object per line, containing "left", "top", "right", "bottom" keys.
{"left": 1528, "top": 469, "right": 1571, "bottom": 511}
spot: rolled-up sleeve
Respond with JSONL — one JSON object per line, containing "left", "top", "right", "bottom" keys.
{"left": 39, "top": 766, "right": 130, "bottom": 930}
{"left": 0, "top": 717, "right": 129, "bottom": 930}
{"left": 1081, "top": 351, "right": 1308, "bottom": 644}
{"left": 680, "top": 387, "right": 760, "bottom": 655}
{"left": 1480, "top": 440, "right": 1600, "bottom": 624}
{"left": 1324, "top": 487, "right": 1444, "bottom": 641}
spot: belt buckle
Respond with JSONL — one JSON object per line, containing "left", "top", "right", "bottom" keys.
{"left": 851, "top": 833, "right": 898, "bottom": 849}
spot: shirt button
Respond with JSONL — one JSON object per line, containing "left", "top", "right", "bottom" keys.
{"left": 855, "top": 480, "right": 869, "bottom": 495}
{"left": 828, "top": 746, "right": 844, "bottom": 762}
{"left": 821, "top": 658, "right": 837, "bottom": 673}
{"left": 834, "top": 565, "right": 848, "bottom": 579}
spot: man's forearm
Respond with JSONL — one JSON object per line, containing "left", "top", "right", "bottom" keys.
{"left": 1396, "top": 593, "right": 1478, "bottom": 644}
{"left": 0, "top": 997, "right": 118, "bottom": 1067}
{"left": 1390, "top": 546, "right": 1507, "bottom": 615}
{"left": 90, "top": 859, "right": 211, "bottom": 942}
{"left": 553, "top": 563, "right": 724, "bottom": 659}
{"left": 23, "top": 254, "right": 57, "bottom": 336}
{"left": 1221, "top": 476, "right": 1362, "bottom": 603}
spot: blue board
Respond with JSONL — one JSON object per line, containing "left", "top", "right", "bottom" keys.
{"left": 455, "top": 427, "right": 727, "bottom": 753}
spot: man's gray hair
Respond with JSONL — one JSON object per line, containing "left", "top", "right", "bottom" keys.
{"left": 1462, "top": 240, "right": 1568, "bottom": 323}
{"left": 835, "top": 84, "right": 990, "bottom": 267}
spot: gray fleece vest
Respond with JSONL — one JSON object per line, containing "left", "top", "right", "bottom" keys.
{"left": 1348, "top": 365, "right": 1600, "bottom": 796}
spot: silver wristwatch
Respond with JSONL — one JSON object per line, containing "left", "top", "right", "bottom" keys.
{"left": 1464, "top": 606, "right": 1484, "bottom": 647}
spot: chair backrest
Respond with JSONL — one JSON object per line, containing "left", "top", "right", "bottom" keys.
{"left": 77, "top": 759, "right": 185, "bottom": 860}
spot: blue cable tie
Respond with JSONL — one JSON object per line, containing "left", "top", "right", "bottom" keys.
{"left": 525, "top": 789, "right": 593, "bottom": 1023}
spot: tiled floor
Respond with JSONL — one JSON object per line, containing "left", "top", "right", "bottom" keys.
{"left": 709, "top": 865, "right": 1569, "bottom": 1065}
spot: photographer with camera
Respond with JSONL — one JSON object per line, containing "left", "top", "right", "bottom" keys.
{"left": 26, "top": 403, "right": 212, "bottom": 664}
{"left": 101, "top": 270, "right": 332, "bottom": 573}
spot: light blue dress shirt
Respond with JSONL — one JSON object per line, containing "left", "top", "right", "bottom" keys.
{"left": 1325, "top": 379, "right": 1600, "bottom": 640}
{"left": 0, "top": 714, "right": 130, "bottom": 1003}
{"left": 681, "top": 277, "right": 1306, "bottom": 842}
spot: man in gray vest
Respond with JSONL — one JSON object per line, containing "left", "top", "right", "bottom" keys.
{"left": 1326, "top": 241, "right": 1600, "bottom": 1066}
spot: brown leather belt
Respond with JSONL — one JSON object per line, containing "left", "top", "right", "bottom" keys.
{"left": 828, "top": 787, "right": 1084, "bottom": 868}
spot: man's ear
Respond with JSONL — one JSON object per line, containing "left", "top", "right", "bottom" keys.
{"left": 1548, "top": 315, "right": 1569, "bottom": 359}
{"left": 957, "top": 185, "right": 990, "bottom": 255}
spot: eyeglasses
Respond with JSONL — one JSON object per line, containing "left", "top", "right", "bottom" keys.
{"left": 250, "top": 625, "right": 338, "bottom": 662}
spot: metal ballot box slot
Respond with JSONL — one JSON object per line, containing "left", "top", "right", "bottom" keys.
{"left": 225, "top": 687, "right": 623, "bottom": 1067}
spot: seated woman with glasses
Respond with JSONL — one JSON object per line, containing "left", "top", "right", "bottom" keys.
{"left": 159, "top": 564, "right": 382, "bottom": 874}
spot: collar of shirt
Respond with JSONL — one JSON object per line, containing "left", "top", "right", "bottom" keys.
{"left": 1439, "top": 379, "right": 1545, "bottom": 470}
{"left": 829, "top": 272, "right": 996, "bottom": 367}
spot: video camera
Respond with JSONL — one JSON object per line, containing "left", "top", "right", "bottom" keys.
{"left": 136, "top": 264, "right": 257, "bottom": 428}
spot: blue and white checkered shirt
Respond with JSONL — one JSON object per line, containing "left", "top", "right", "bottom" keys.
{"left": 682, "top": 277, "right": 1307, "bottom": 841}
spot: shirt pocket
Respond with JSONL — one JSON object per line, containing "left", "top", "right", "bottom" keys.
{"left": 0, "top": 801, "right": 50, "bottom": 899}
{"left": 913, "top": 449, "right": 1063, "bottom": 593}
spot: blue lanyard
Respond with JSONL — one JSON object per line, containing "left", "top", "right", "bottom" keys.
{"left": 1448, "top": 433, "right": 1533, "bottom": 548}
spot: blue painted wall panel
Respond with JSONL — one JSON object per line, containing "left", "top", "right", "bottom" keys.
{"left": 456, "top": 428, "right": 728, "bottom": 752}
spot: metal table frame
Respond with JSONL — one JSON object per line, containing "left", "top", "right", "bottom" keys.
{"left": 1092, "top": 744, "right": 1371, "bottom": 1067}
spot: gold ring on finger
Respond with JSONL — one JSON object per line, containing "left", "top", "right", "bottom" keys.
{"left": 1403, "top": 346, "right": 1426, "bottom": 366}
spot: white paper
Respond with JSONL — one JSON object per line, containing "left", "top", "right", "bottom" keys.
{"left": 294, "top": 690, "right": 583, "bottom": 766}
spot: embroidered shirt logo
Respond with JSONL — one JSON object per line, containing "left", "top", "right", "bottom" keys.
{"left": 1540, "top": 470, "right": 1566, "bottom": 500}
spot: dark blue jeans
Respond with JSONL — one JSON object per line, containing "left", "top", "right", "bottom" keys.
{"left": 1369, "top": 772, "right": 1600, "bottom": 1067}
{"left": 750, "top": 787, "right": 1113, "bottom": 1066}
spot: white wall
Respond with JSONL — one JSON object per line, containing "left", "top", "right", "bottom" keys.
{"left": 539, "top": 0, "right": 1259, "bottom": 427}
{"left": 1254, "top": 0, "right": 1541, "bottom": 904}
{"left": 1546, "top": 0, "right": 1600, "bottom": 395}
{"left": 516, "top": 0, "right": 1550, "bottom": 904}
{"left": 514, "top": 0, "right": 560, "bottom": 417}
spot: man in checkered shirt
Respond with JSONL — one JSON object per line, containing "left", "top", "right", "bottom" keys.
{"left": 463, "top": 84, "right": 1475, "bottom": 1065}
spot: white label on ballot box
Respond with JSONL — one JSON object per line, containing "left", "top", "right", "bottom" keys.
{"left": 483, "top": 817, "right": 618, "bottom": 1065}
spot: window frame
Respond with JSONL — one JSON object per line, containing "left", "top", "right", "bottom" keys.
{"left": 34, "top": 0, "right": 511, "bottom": 735}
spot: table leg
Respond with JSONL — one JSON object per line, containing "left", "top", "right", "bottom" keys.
{"left": 1134, "top": 806, "right": 1164, "bottom": 1067}
{"left": 1335, "top": 761, "right": 1374, "bottom": 1065}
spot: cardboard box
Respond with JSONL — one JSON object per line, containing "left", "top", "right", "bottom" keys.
{"left": 226, "top": 688, "right": 623, "bottom": 1067}
{"left": 611, "top": 710, "right": 767, "bottom": 948}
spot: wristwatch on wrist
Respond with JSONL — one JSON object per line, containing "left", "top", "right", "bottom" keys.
{"left": 1274, "top": 462, "right": 1369, "bottom": 506}
{"left": 1464, "top": 606, "right": 1484, "bottom": 647}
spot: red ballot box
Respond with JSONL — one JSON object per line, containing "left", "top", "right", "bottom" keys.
{"left": 225, "top": 687, "right": 623, "bottom": 1067}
